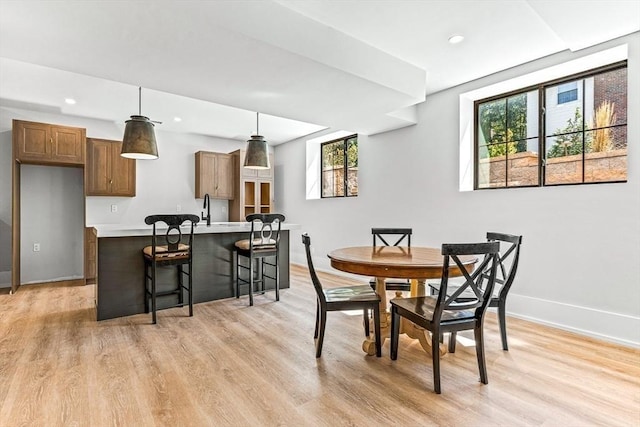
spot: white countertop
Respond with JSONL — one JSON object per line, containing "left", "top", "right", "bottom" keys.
{"left": 90, "top": 222, "right": 300, "bottom": 238}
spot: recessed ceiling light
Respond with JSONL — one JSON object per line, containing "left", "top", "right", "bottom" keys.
{"left": 174, "top": 117, "right": 182, "bottom": 122}
{"left": 448, "top": 35, "right": 464, "bottom": 44}
{"left": 64, "top": 98, "right": 76, "bottom": 105}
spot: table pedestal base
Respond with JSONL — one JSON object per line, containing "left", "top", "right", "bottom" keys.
{"left": 362, "top": 277, "right": 447, "bottom": 356}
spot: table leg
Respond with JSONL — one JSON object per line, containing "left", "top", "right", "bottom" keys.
{"left": 362, "top": 278, "right": 447, "bottom": 356}
{"left": 401, "top": 279, "right": 447, "bottom": 357}
{"left": 362, "top": 277, "right": 389, "bottom": 355}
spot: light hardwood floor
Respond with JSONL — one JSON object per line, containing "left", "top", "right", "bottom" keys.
{"left": 1, "top": 265, "right": 638, "bottom": 426}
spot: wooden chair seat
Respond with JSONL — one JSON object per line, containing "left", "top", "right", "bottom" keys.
{"left": 324, "top": 285, "right": 380, "bottom": 303}
{"left": 143, "top": 244, "right": 190, "bottom": 260}
{"left": 390, "top": 296, "right": 475, "bottom": 323}
{"left": 234, "top": 238, "right": 277, "bottom": 251}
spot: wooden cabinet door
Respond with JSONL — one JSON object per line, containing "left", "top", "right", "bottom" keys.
{"left": 109, "top": 142, "right": 136, "bottom": 196}
{"left": 195, "top": 151, "right": 217, "bottom": 198}
{"left": 14, "top": 121, "right": 50, "bottom": 162}
{"left": 86, "top": 138, "right": 136, "bottom": 196}
{"left": 51, "top": 125, "right": 85, "bottom": 164}
{"left": 86, "top": 139, "right": 112, "bottom": 195}
{"left": 14, "top": 120, "right": 85, "bottom": 165}
{"left": 215, "top": 153, "right": 234, "bottom": 199}
{"left": 196, "top": 152, "right": 234, "bottom": 199}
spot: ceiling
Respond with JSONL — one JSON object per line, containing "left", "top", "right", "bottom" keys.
{"left": 0, "top": 0, "right": 638, "bottom": 145}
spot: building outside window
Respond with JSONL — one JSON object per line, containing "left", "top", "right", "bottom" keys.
{"left": 475, "top": 62, "right": 627, "bottom": 189}
{"left": 557, "top": 81, "right": 578, "bottom": 104}
{"left": 321, "top": 135, "right": 358, "bottom": 197}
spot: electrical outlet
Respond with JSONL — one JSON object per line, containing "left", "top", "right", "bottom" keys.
{"left": 221, "top": 205, "right": 227, "bottom": 213}
{"left": 33, "top": 243, "right": 40, "bottom": 252}
{"left": 176, "top": 204, "right": 182, "bottom": 212}
{"left": 110, "top": 204, "right": 118, "bottom": 213}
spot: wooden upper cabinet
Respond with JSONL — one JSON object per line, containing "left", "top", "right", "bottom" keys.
{"left": 195, "top": 151, "right": 234, "bottom": 199}
{"left": 86, "top": 138, "right": 136, "bottom": 197}
{"left": 13, "top": 120, "right": 85, "bottom": 165}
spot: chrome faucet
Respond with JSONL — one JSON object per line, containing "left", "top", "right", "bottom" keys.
{"left": 202, "top": 193, "right": 211, "bottom": 226}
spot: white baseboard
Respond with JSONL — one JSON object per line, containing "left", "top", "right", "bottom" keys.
{"left": 291, "top": 257, "right": 640, "bottom": 348}
{"left": 21, "top": 275, "right": 85, "bottom": 285}
{"left": 507, "top": 293, "right": 640, "bottom": 348}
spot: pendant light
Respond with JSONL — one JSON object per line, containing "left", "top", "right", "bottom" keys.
{"left": 121, "top": 86, "right": 159, "bottom": 160}
{"left": 244, "top": 112, "right": 270, "bottom": 169}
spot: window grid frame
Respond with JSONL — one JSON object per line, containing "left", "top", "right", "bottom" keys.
{"left": 320, "top": 134, "right": 358, "bottom": 199}
{"left": 474, "top": 60, "right": 627, "bottom": 190}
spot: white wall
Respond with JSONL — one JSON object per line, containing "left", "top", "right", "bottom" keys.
{"left": 275, "top": 33, "right": 640, "bottom": 346}
{"left": 20, "top": 165, "right": 84, "bottom": 283}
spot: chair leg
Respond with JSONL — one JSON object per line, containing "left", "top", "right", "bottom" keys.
{"left": 448, "top": 332, "right": 458, "bottom": 353}
{"left": 144, "top": 263, "right": 149, "bottom": 313}
{"left": 151, "top": 263, "right": 157, "bottom": 324}
{"left": 188, "top": 260, "right": 193, "bottom": 317}
{"left": 498, "top": 300, "right": 509, "bottom": 351}
{"left": 235, "top": 252, "right": 240, "bottom": 299}
{"left": 274, "top": 253, "right": 280, "bottom": 302}
{"left": 314, "top": 301, "right": 320, "bottom": 339}
{"left": 315, "top": 308, "right": 327, "bottom": 358}
{"left": 390, "top": 306, "right": 400, "bottom": 360}
{"left": 177, "top": 264, "right": 184, "bottom": 306}
{"left": 248, "top": 256, "right": 254, "bottom": 306}
{"left": 363, "top": 309, "right": 370, "bottom": 337}
{"left": 475, "top": 324, "right": 489, "bottom": 385}
{"left": 432, "top": 328, "right": 441, "bottom": 394}
{"left": 373, "top": 305, "right": 381, "bottom": 357}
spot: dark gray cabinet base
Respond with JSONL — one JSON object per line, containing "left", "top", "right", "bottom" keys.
{"left": 96, "top": 231, "right": 289, "bottom": 320}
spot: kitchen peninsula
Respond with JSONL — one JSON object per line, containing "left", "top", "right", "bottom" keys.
{"left": 92, "top": 222, "right": 297, "bottom": 320}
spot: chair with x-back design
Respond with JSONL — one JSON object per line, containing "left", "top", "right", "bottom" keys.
{"left": 390, "top": 241, "right": 500, "bottom": 394}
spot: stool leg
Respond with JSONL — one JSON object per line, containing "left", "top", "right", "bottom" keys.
{"left": 275, "top": 253, "right": 280, "bottom": 302}
{"left": 248, "top": 255, "right": 254, "bottom": 306}
{"left": 188, "top": 259, "right": 193, "bottom": 317}
{"left": 144, "top": 262, "right": 149, "bottom": 313}
{"left": 178, "top": 264, "right": 184, "bottom": 307}
{"left": 235, "top": 252, "right": 240, "bottom": 299}
{"left": 151, "top": 262, "right": 157, "bottom": 324}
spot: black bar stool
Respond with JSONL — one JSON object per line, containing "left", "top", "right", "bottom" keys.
{"left": 234, "top": 213, "right": 285, "bottom": 306}
{"left": 143, "top": 214, "right": 199, "bottom": 324}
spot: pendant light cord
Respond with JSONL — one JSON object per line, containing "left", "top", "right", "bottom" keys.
{"left": 138, "top": 86, "right": 142, "bottom": 115}
{"left": 256, "top": 112, "right": 259, "bottom": 135}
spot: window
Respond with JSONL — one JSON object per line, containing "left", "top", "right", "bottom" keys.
{"left": 475, "top": 62, "right": 627, "bottom": 189}
{"left": 321, "top": 135, "right": 358, "bottom": 197}
{"left": 557, "top": 82, "right": 578, "bottom": 104}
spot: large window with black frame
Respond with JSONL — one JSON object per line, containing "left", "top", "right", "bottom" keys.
{"left": 475, "top": 61, "right": 627, "bottom": 189}
{"left": 321, "top": 135, "right": 358, "bottom": 198}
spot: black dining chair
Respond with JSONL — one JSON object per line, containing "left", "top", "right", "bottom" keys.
{"left": 234, "top": 213, "right": 285, "bottom": 306}
{"left": 390, "top": 241, "right": 500, "bottom": 394}
{"left": 430, "top": 232, "right": 523, "bottom": 351}
{"left": 369, "top": 228, "right": 413, "bottom": 291}
{"left": 302, "top": 233, "right": 382, "bottom": 358}
{"left": 143, "top": 214, "right": 199, "bottom": 324}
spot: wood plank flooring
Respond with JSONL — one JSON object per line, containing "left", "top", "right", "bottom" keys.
{"left": 0, "top": 265, "right": 639, "bottom": 426}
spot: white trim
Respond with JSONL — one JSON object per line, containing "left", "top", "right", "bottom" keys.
{"left": 507, "top": 293, "right": 640, "bottom": 347}
{"left": 305, "top": 130, "right": 354, "bottom": 200}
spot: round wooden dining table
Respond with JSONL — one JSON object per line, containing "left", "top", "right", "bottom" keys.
{"left": 327, "top": 246, "right": 477, "bottom": 356}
